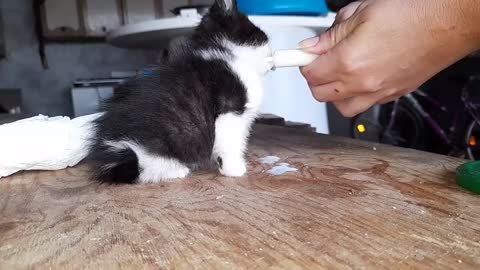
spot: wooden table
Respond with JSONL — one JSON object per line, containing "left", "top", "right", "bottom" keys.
{"left": 1, "top": 125, "right": 479, "bottom": 269}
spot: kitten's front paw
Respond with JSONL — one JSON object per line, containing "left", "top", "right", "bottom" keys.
{"left": 219, "top": 158, "right": 247, "bottom": 177}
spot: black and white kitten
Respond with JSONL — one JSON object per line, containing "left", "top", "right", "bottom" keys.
{"left": 88, "top": 0, "right": 271, "bottom": 184}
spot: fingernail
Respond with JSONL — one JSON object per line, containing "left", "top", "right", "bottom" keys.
{"left": 299, "top": 36, "right": 319, "bottom": 48}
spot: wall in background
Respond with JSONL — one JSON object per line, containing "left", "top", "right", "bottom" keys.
{"left": 0, "top": 0, "right": 155, "bottom": 117}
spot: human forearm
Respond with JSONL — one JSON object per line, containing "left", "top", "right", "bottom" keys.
{"left": 425, "top": 0, "right": 480, "bottom": 55}
{"left": 299, "top": 0, "right": 480, "bottom": 117}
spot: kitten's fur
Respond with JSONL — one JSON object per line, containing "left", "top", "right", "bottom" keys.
{"left": 88, "top": 0, "right": 271, "bottom": 184}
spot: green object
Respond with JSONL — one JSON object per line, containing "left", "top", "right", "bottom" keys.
{"left": 457, "top": 161, "right": 480, "bottom": 194}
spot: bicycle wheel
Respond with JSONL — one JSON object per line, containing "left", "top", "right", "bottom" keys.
{"left": 466, "top": 120, "right": 480, "bottom": 160}
{"left": 351, "top": 101, "right": 425, "bottom": 149}
{"left": 378, "top": 101, "right": 426, "bottom": 149}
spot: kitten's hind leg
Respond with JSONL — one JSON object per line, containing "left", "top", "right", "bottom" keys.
{"left": 213, "top": 112, "right": 254, "bottom": 177}
{"left": 106, "top": 140, "right": 190, "bottom": 183}
{"left": 138, "top": 155, "right": 190, "bottom": 183}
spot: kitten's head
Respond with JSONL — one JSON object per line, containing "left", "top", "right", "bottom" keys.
{"left": 191, "top": 0, "right": 272, "bottom": 75}
{"left": 195, "top": 0, "right": 269, "bottom": 47}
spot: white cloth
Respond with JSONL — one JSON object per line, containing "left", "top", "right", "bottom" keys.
{"left": 0, "top": 113, "right": 102, "bottom": 178}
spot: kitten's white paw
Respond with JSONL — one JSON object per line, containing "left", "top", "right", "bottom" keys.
{"left": 166, "top": 167, "right": 190, "bottom": 180}
{"left": 220, "top": 158, "right": 247, "bottom": 177}
{"left": 139, "top": 167, "right": 190, "bottom": 183}
{"left": 138, "top": 158, "right": 190, "bottom": 183}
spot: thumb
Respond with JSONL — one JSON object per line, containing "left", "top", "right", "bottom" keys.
{"left": 299, "top": 18, "right": 358, "bottom": 55}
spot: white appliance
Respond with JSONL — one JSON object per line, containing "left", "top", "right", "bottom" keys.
{"left": 71, "top": 78, "right": 125, "bottom": 117}
{"left": 260, "top": 25, "right": 329, "bottom": 134}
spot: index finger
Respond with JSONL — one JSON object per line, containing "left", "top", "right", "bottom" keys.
{"left": 300, "top": 49, "right": 340, "bottom": 86}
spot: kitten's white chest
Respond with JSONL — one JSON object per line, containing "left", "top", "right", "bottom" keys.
{"left": 231, "top": 62, "right": 264, "bottom": 110}
{"left": 209, "top": 41, "right": 271, "bottom": 178}
{"left": 198, "top": 40, "right": 271, "bottom": 112}
{"left": 227, "top": 43, "right": 271, "bottom": 111}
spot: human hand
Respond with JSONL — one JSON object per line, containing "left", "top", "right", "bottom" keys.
{"left": 300, "top": 0, "right": 480, "bottom": 117}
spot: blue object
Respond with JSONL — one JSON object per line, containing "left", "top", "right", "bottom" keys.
{"left": 238, "top": 0, "right": 329, "bottom": 16}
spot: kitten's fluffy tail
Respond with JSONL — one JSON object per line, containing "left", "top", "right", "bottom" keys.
{"left": 90, "top": 145, "right": 139, "bottom": 184}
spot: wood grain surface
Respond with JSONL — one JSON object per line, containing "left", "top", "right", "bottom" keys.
{"left": 1, "top": 125, "right": 479, "bottom": 270}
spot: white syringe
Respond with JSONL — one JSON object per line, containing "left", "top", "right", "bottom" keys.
{"left": 265, "top": 49, "right": 318, "bottom": 70}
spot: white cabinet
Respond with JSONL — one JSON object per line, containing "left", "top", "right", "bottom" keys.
{"left": 162, "top": 0, "right": 189, "bottom": 17}
{"left": 41, "top": 0, "right": 83, "bottom": 39}
{"left": 84, "top": 0, "right": 122, "bottom": 36}
{"left": 123, "top": 0, "right": 158, "bottom": 24}
{"left": 39, "top": 0, "right": 216, "bottom": 40}
{"left": 44, "top": 0, "right": 80, "bottom": 31}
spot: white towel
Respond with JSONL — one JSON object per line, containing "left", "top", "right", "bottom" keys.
{"left": 0, "top": 113, "right": 102, "bottom": 178}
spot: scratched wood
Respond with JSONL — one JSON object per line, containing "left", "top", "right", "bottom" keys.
{"left": 1, "top": 124, "right": 479, "bottom": 270}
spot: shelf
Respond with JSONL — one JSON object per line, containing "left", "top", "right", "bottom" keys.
{"left": 107, "top": 13, "right": 336, "bottom": 49}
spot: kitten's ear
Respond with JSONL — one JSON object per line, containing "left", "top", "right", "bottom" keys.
{"left": 214, "top": 0, "right": 238, "bottom": 14}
